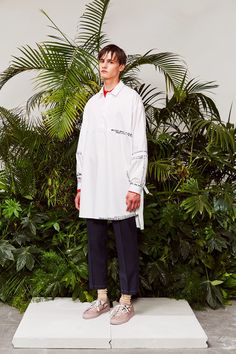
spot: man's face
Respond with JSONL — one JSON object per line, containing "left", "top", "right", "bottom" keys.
{"left": 99, "top": 52, "right": 125, "bottom": 81}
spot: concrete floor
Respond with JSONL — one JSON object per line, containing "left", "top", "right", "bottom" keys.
{"left": 0, "top": 300, "right": 236, "bottom": 354}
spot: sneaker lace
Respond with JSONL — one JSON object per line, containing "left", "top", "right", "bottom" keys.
{"left": 89, "top": 299, "right": 104, "bottom": 311}
{"left": 89, "top": 299, "right": 107, "bottom": 311}
{"left": 111, "top": 304, "right": 131, "bottom": 317}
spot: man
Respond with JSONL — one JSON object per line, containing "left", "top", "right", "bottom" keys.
{"left": 75, "top": 44, "right": 148, "bottom": 325}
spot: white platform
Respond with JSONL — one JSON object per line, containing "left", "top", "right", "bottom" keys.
{"left": 111, "top": 298, "right": 207, "bottom": 348}
{"left": 12, "top": 297, "right": 208, "bottom": 349}
{"left": 12, "top": 298, "right": 110, "bottom": 349}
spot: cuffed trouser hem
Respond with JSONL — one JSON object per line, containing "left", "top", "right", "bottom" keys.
{"left": 89, "top": 285, "right": 108, "bottom": 290}
{"left": 120, "top": 290, "right": 138, "bottom": 295}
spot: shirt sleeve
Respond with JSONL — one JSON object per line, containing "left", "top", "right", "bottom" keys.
{"left": 127, "top": 94, "right": 148, "bottom": 195}
{"left": 76, "top": 106, "right": 89, "bottom": 190}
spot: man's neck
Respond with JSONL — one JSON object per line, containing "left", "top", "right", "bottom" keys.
{"left": 103, "top": 78, "right": 120, "bottom": 91}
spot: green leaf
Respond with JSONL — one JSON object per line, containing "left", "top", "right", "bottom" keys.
{"left": 16, "top": 253, "right": 27, "bottom": 272}
{"left": 207, "top": 236, "right": 228, "bottom": 253}
{"left": 23, "top": 195, "right": 34, "bottom": 200}
{"left": 53, "top": 222, "right": 60, "bottom": 232}
{"left": 2, "top": 199, "right": 22, "bottom": 218}
{"left": 205, "top": 281, "right": 224, "bottom": 309}
{"left": 181, "top": 194, "right": 212, "bottom": 218}
{"left": 21, "top": 217, "right": 37, "bottom": 236}
{"left": 201, "top": 254, "right": 215, "bottom": 269}
{"left": 180, "top": 239, "right": 191, "bottom": 260}
{"left": 62, "top": 270, "right": 77, "bottom": 289}
{"left": 178, "top": 178, "right": 199, "bottom": 194}
{"left": 210, "top": 280, "right": 224, "bottom": 286}
{"left": 25, "top": 253, "right": 35, "bottom": 271}
{"left": 223, "top": 274, "right": 236, "bottom": 288}
{"left": 77, "top": 263, "right": 88, "bottom": 279}
{"left": 83, "top": 290, "right": 94, "bottom": 302}
{"left": 16, "top": 248, "right": 35, "bottom": 272}
{"left": 0, "top": 240, "right": 16, "bottom": 266}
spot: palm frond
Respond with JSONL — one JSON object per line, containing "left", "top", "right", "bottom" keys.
{"left": 172, "top": 76, "right": 220, "bottom": 118}
{"left": 26, "top": 91, "right": 48, "bottom": 116}
{"left": 42, "top": 86, "right": 93, "bottom": 139}
{"left": 135, "top": 83, "right": 163, "bottom": 108}
{"left": 11, "top": 157, "right": 37, "bottom": 197}
{"left": 122, "top": 51, "right": 187, "bottom": 88}
{"left": 192, "top": 118, "right": 235, "bottom": 152}
{"left": 0, "top": 170, "right": 8, "bottom": 192}
{"left": 227, "top": 102, "right": 233, "bottom": 125}
{"left": 0, "top": 42, "right": 88, "bottom": 89}
{"left": 185, "top": 78, "right": 218, "bottom": 94}
{"left": 207, "top": 122, "right": 235, "bottom": 152}
{"left": 195, "top": 94, "right": 220, "bottom": 119}
{"left": 40, "top": 9, "right": 73, "bottom": 45}
{"left": 0, "top": 36, "right": 99, "bottom": 139}
{"left": 77, "top": 0, "right": 110, "bottom": 53}
{"left": 0, "top": 106, "right": 48, "bottom": 163}
{"left": 148, "top": 159, "right": 176, "bottom": 182}
{"left": 178, "top": 178, "right": 199, "bottom": 194}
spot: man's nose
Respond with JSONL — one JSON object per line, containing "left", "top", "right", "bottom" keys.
{"left": 102, "top": 61, "right": 108, "bottom": 68}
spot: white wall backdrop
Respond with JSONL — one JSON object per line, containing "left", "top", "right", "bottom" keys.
{"left": 0, "top": 0, "right": 236, "bottom": 123}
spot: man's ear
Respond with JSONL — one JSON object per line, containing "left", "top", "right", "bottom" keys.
{"left": 119, "top": 64, "right": 125, "bottom": 73}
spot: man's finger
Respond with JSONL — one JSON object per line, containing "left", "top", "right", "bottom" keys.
{"left": 126, "top": 199, "right": 132, "bottom": 211}
{"left": 129, "top": 200, "right": 136, "bottom": 211}
{"left": 126, "top": 202, "right": 131, "bottom": 211}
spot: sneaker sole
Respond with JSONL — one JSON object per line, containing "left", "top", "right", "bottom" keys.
{"left": 110, "top": 311, "right": 134, "bottom": 325}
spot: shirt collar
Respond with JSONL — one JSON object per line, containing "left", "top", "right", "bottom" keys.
{"left": 99, "top": 81, "right": 124, "bottom": 97}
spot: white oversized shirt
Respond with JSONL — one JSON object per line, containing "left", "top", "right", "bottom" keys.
{"left": 76, "top": 81, "right": 149, "bottom": 229}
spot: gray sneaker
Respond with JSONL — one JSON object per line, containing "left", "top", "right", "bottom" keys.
{"left": 82, "top": 299, "right": 110, "bottom": 319}
{"left": 110, "top": 303, "right": 134, "bottom": 325}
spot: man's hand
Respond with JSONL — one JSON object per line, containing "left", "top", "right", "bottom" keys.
{"left": 126, "top": 191, "right": 140, "bottom": 212}
{"left": 75, "top": 191, "right": 81, "bottom": 210}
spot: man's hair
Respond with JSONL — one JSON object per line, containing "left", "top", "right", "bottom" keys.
{"left": 98, "top": 44, "right": 127, "bottom": 65}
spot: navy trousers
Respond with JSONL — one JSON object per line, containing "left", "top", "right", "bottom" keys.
{"left": 86, "top": 216, "right": 139, "bottom": 295}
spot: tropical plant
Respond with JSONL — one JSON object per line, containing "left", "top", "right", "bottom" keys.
{"left": 0, "top": 0, "right": 187, "bottom": 140}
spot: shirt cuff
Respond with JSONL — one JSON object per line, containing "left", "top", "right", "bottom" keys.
{"left": 129, "top": 184, "right": 142, "bottom": 195}
{"left": 128, "top": 190, "right": 140, "bottom": 195}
